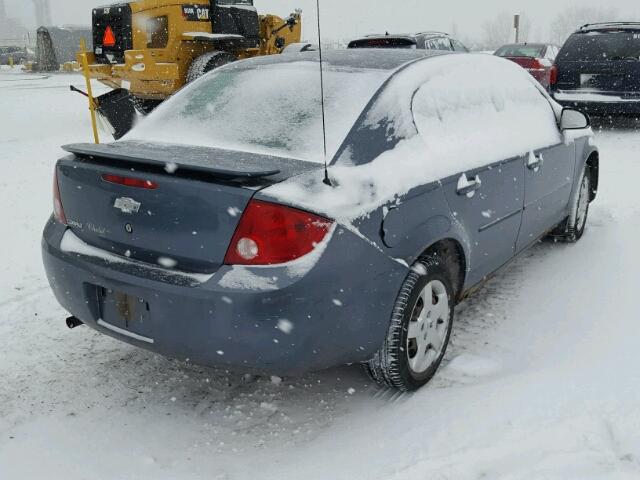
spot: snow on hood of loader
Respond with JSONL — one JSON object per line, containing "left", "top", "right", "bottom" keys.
{"left": 124, "top": 52, "right": 410, "bottom": 163}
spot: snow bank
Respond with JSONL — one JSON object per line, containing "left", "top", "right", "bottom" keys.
{"left": 267, "top": 55, "right": 564, "bottom": 223}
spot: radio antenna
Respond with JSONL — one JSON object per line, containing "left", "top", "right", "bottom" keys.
{"left": 316, "top": 0, "right": 332, "bottom": 186}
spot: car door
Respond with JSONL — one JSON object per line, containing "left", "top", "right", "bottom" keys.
{"left": 516, "top": 120, "right": 576, "bottom": 251}
{"left": 411, "top": 69, "right": 526, "bottom": 287}
{"left": 441, "top": 157, "right": 525, "bottom": 286}
{"left": 410, "top": 54, "right": 568, "bottom": 286}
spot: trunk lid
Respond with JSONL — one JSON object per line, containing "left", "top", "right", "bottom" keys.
{"left": 56, "top": 141, "right": 320, "bottom": 274}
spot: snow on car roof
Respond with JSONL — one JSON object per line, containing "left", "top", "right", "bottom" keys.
{"left": 265, "top": 54, "right": 570, "bottom": 224}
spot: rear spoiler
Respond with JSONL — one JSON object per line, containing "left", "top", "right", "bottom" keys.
{"left": 62, "top": 142, "right": 283, "bottom": 180}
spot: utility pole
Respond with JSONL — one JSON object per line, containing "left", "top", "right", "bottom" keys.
{"left": 0, "top": 0, "right": 7, "bottom": 22}
{"left": 514, "top": 14, "right": 521, "bottom": 43}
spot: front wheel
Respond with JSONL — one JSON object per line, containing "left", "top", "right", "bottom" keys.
{"left": 365, "top": 254, "right": 454, "bottom": 391}
{"left": 554, "top": 167, "right": 592, "bottom": 243}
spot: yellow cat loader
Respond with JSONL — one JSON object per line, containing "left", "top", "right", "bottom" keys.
{"left": 81, "top": 0, "right": 302, "bottom": 115}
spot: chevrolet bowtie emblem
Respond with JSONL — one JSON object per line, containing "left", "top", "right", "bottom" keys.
{"left": 114, "top": 197, "right": 141, "bottom": 214}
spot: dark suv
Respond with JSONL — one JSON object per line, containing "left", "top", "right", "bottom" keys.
{"left": 551, "top": 22, "right": 640, "bottom": 116}
{"left": 348, "top": 32, "right": 469, "bottom": 52}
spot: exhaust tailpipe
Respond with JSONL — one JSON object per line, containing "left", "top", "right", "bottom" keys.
{"left": 66, "top": 316, "right": 84, "bottom": 329}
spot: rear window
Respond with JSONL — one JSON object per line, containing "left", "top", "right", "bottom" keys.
{"left": 126, "top": 61, "right": 389, "bottom": 163}
{"left": 348, "top": 38, "right": 417, "bottom": 49}
{"left": 495, "top": 44, "right": 545, "bottom": 58}
{"left": 558, "top": 31, "right": 640, "bottom": 61}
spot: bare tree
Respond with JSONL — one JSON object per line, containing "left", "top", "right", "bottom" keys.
{"left": 481, "top": 12, "right": 512, "bottom": 49}
{"left": 549, "top": 6, "right": 619, "bottom": 45}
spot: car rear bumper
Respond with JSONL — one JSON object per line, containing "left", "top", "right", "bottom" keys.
{"left": 553, "top": 91, "right": 640, "bottom": 116}
{"left": 42, "top": 218, "right": 406, "bottom": 375}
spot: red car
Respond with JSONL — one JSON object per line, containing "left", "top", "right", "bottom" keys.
{"left": 494, "top": 43, "right": 560, "bottom": 89}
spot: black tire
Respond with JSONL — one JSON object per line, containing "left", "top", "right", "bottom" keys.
{"left": 186, "top": 51, "right": 236, "bottom": 84}
{"left": 365, "top": 253, "right": 455, "bottom": 391}
{"left": 132, "top": 97, "right": 161, "bottom": 115}
{"left": 553, "top": 166, "right": 592, "bottom": 243}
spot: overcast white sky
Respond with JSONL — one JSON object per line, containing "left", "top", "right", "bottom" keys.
{"left": 5, "top": 0, "right": 640, "bottom": 42}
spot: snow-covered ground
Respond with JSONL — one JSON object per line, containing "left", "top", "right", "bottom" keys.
{"left": 2, "top": 66, "right": 640, "bottom": 479}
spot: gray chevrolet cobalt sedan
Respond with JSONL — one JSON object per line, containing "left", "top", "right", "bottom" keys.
{"left": 42, "top": 50, "right": 598, "bottom": 391}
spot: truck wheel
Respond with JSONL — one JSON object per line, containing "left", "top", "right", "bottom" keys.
{"left": 365, "top": 253, "right": 454, "bottom": 391}
{"left": 186, "top": 51, "right": 236, "bottom": 84}
{"left": 132, "top": 97, "right": 162, "bottom": 115}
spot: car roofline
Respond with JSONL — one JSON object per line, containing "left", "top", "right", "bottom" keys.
{"left": 577, "top": 22, "right": 640, "bottom": 33}
{"left": 358, "top": 34, "right": 417, "bottom": 40}
{"left": 356, "top": 31, "right": 451, "bottom": 41}
{"left": 497, "top": 42, "right": 549, "bottom": 47}
{"left": 416, "top": 31, "right": 450, "bottom": 37}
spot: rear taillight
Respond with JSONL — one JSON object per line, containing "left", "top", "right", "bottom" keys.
{"left": 224, "top": 200, "right": 333, "bottom": 266}
{"left": 550, "top": 64, "right": 558, "bottom": 85}
{"left": 514, "top": 57, "right": 544, "bottom": 69}
{"left": 102, "top": 174, "right": 158, "bottom": 190}
{"left": 53, "top": 168, "right": 67, "bottom": 225}
{"left": 531, "top": 58, "right": 545, "bottom": 70}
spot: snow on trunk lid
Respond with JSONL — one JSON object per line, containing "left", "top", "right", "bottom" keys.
{"left": 55, "top": 160, "right": 255, "bottom": 274}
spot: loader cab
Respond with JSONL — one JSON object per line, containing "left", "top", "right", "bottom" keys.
{"left": 211, "top": 0, "right": 260, "bottom": 48}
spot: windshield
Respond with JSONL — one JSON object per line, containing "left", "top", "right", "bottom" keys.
{"left": 127, "top": 61, "right": 388, "bottom": 162}
{"left": 495, "top": 44, "right": 545, "bottom": 58}
{"left": 558, "top": 32, "right": 640, "bottom": 61}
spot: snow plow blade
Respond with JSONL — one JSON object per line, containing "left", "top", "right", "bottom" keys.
{"left": 95, "top": 89, "right": 137, "bottom": 140}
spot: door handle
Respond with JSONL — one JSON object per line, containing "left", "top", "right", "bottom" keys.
{"left": 457, "top": 173, "right": 482, "bottom": 197}
{"left": 527, "top": 152, "right": 544, "bottom": 172}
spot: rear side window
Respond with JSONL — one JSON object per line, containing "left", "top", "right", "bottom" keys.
{"left": 410, "top": 55, "right": 561, "bottom": 171}
{"left": 558, "top": 32, "right": 640, "bottom": 61}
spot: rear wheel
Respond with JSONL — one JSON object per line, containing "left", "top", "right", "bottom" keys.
{"left": 365, "top": 253, "right": 454, "bottom": 391}
{"left": 553, "top": 167, "right": 591, "bottom": 243}
{"left": 186, "top": 51, "right": 236, "bottom": 84}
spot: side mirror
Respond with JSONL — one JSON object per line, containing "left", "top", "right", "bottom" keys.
{"left": 560, "top": 108, "right": 590, "bottom": 130}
